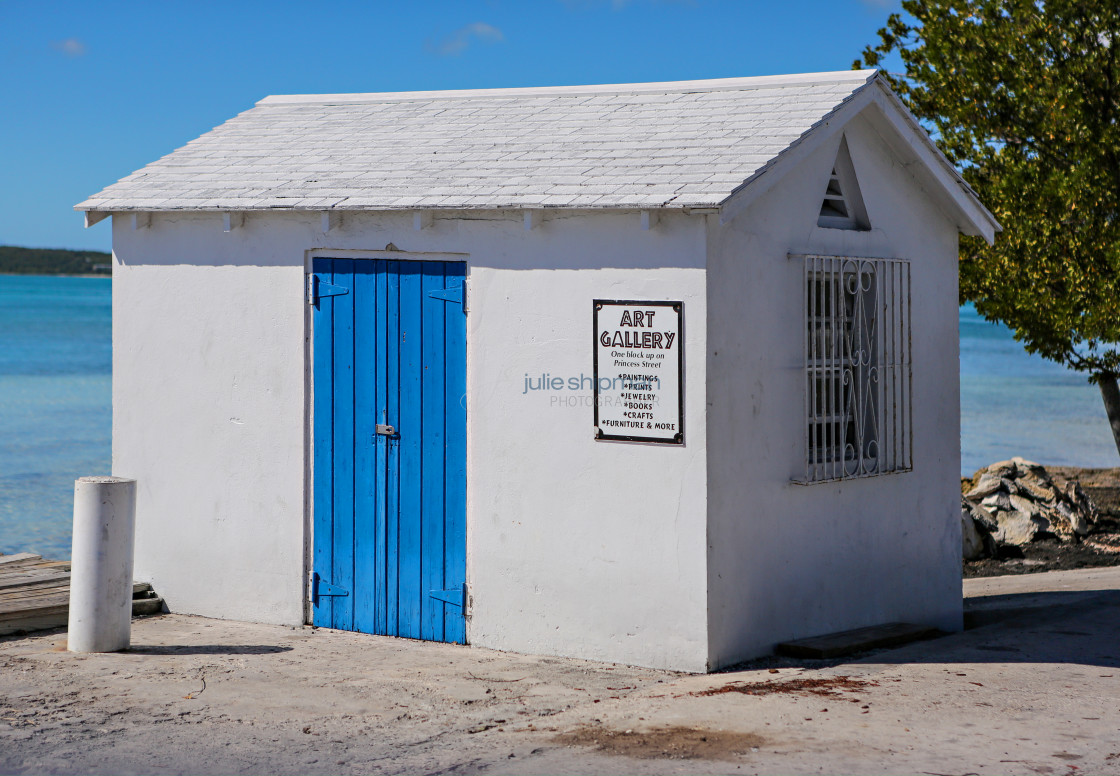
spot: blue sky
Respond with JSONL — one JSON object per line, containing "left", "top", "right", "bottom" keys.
{"left": 0, "top": 0, "right": 901, "bottom": 252}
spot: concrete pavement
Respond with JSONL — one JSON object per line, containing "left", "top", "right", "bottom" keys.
{"left": 1, "top": 566, "right": 1119, "bottom": 774}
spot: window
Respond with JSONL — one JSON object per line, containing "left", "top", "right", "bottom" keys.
{"left": 817, "top": 137, "right": 869, "bottom": 231}
{"left": 800, "top": 255, "right": 911, "bottom": 482}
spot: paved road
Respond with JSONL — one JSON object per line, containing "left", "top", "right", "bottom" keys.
{"left": 1, "top": 567, "right": 1119, "bottom": 775}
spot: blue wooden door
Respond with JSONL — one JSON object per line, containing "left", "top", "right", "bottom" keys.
{"left": 311, "top": 258, "right": 467, "bottom": 644}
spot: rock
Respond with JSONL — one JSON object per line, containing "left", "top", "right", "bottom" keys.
{"left": 965, "top": 458, "right": 1101, "bottom": 549}
{"left": 1062, "top": 481, "right": 1097, "bottom": 535}
{"left": 961, "top": 496, "right": 999, "bottom": 560}
{"left": 1009, "top": 493, "right": 1044, "bottom": 519}
{"left": 982, "top": 492, "right": 1011, "bottom": 512}
{"left": 1056, "top": 501, "right": 1091, "bottom": 536}
{"left": 987, "top": 460, "right": 1017, "bottom": 478}
{"left": 968, "top": 499, "right": 998, "bottom": 533}
{"left": 1065, "top": 481, "right": 1098, "bottom": 517}
{"left": 1009, "top": 501, "right": 1055, "bottom": 538}
{"left": 1070, "top": 513, "right": 1091, "bottom": 536}
{"left": 965, "top": 473, "right": 1003, "bottom": 500}
{"left": 1016, "top": 475, "right": 1057, "bottom": 504}
{"left": 1030, "top": 511, "right": 1052, "bottom": 534}
{"left": 961, "top": 500, "right": 986, "bottom": 561}
{"left": 1011, "top": 456, "right": 1045, "bottom": 475}
{"left": 993, "top": 510, "right": 1042, "bottom": 546}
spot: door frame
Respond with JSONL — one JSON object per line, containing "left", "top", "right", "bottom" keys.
{"left": 302, "top": 247, "right": 471, "bottom": 632}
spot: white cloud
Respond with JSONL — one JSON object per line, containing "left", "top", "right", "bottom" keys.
{"left": 51, "top": 38, "right": 87, "bottom": 57}
{"left": 429, "top": 22, "right": 504, "bottom": 56}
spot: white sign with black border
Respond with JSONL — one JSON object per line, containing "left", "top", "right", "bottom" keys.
{"left": 593, "top": 299, "right": 684, "bottom": 444}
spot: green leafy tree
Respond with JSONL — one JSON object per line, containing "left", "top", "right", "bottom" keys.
{"left": 858, "top": 0, "right": 1120, "bottom": 458}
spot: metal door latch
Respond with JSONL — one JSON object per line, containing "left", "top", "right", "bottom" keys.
{"left": 375, "top": 424, "right": 396, "bottom": 437}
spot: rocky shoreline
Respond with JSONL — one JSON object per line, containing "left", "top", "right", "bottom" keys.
{"left": 962, "top": 461, "right": 1120, "bottom": 578}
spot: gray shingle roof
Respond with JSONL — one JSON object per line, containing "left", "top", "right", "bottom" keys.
{"left": 77, "top": 71, "right": 879, "bottom": 213}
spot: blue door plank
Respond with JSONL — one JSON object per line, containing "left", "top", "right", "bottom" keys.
{"left": 397, "top": 262, "right": 425, "bottom": 639}
{"left": 352, "top": 264, "right": 378, "bottom": 635}
{"left": 421, "top": 262, "right": 447, "bottom": 642}
{"left": 443, "top": 263, "right": 468, "bottom": 644}
{"left": 373, "top": 260, "right": 389, "bottom": 636}
{"left": 311, "top": 260, "right": 335, "bottom": 628}
{"left": 331, "top": 260, "right": 356, "bottom": 632}
{"left": 385, "top": 261, "right": 401, "bottom": 636}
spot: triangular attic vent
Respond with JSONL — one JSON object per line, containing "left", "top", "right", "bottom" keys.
{"left": 817, "top": 137, "right": 869, "bottom": 231}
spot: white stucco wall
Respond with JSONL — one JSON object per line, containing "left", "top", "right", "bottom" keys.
{"left": 464, "top": 213, "right": 709, "bottom": 672}
{"left": 111, "top": 209, "right": 710, "bottom": 671}
{"left": 112, "top": 215, "right": 311, "bottom": 625}
{"left": 704, "top": 110, "right": 963, "bottom": 669}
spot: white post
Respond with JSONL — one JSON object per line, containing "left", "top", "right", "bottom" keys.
{"left": 67, "top": 477, "right": 137, "bottom": 653}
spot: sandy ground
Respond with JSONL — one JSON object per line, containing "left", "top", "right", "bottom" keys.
{"left": 2, "top": 567, "right": 1120, "bottom": 775}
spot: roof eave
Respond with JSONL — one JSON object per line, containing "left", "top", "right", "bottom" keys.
{"left": 868, "top": 80, "right": 1000, "bottom": 244}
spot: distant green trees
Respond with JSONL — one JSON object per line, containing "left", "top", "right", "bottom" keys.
{"left": 0, "top": 246, "right": 111, "bottom": 275}
{"left": 858, "top": 0, "right": 1120, "bottom": 457}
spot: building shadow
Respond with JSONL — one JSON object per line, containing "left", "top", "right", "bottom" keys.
{"left": 723, "top": 588, "right": 1120, "bottom": 674}
{"left": 872, "top": 588, "right": 1120, "bottom": 669}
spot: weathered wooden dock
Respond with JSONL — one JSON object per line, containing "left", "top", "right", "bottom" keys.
{"left": 0, "top": 553, "right": 162, "bottom": 637}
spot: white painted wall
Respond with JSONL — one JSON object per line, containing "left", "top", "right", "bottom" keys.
{"left": 112, "top": 215, "right": 310, "bottom": 625}
{"left": 704, "top": 109, "right": 963, "bottom": 669}
{"left": 112, "top": 209, "right": 710, "bottom": 671}
{"left": 464, "top": 212, "right": 709, "bottom": 671}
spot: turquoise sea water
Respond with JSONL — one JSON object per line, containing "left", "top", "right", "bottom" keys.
{"left": 0, "top": 276, "right": 111, "bottom": 560}
{"left": 0, "top": 278, "right": 1115, "bottom": 559}
{"left": 959, "top": 303, "right": 1118, "bottom": 474}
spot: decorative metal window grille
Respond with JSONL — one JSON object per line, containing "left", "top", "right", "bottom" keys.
{"left": 798, "top": 254, "right": 911, "bottom": 483}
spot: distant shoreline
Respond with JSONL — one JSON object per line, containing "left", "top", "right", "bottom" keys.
{"left": 0, "top": 245, "right": 111, "bottom": 276}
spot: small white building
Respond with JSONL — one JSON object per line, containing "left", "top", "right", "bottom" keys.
{"left": 78, "top": 71, "right": 998, "bottom": 672}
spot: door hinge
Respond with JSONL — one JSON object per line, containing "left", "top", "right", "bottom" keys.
{"left": 427, "top": 280, "right": 465, "bottom": 307}
{"left": 429, "top": 583, "right": 466, "bottom": 609}
{"left": 311, "top": 572, "right": 350, "bottom": 605}
{"left": 308, "top": 274, "right": 350, "bottom": 305}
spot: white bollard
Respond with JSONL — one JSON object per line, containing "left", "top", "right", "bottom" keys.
{"left": 67, "top": 476, "right": 137, "bottom": 653}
